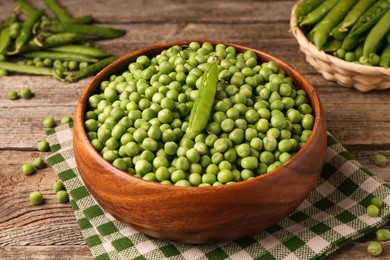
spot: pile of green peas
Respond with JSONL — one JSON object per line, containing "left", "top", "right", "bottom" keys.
{"left": 84, "top": 42, "right": 315, "bottom": 187}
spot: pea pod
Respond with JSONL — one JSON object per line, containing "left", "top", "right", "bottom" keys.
{"left": 187, "top": 61, "right": 219, "bottom": 138}
{"left": 65, "top": 56, "right": 118, "bottom": 82}
{"left": 0, "top": 61, "right": 57, "bottom": 76}
{"left": 340, "top": 0, "right": 377, "bottom": 30}
{"left": 386, "top": 30, "right": 390, "bottom": 43}
{"left": 323, "top": 38, "right": 342, "bottom": 52}
{"left": 43, "top": 0, "right": 73, "bottom": 22}
{"left": 0, "top": 27, "right": 11, "bottom": 55}
{"left": 379, "top": 43, "right": 390, "bottom": 67}
{"left": 299, "top": 0, "right": 339, "bottom": 26}
{"left": 48, "top": 44, "right": 110, "bottom": 58}
{"left": 349, "top": 0, "right": 390, "bottom": 37}
{"left": 47, "top": 23, "right": 126, "bottom": 39}
{"left": 13, "top": 9, "right": 44, "bottom": 53}
{"left": 0, "top": 13, "right": 16, "bottom": 55}
{"left": 64, "top": 15, "right": 94, "bottom": 25}
{"left": 363, "top": 9, "right": 390, "bottom": 56}
{"left": 294, "top": 0, "right": 323, "bottom": 20}
{"left": 330, "top": 21, "right": 348, "bottom": 40}
{"left": 13, "top": 32, "right": 85, "bottom": 54}
{"left": 22, "top": 50, "right": 98, "bottom": 62}
{"left": 311, "top": 0, "right": 358, "bottom": 49}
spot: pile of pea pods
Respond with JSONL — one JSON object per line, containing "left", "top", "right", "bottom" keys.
{"left": 0, "top": 0, "right": 126, "bottom": 82}
{"left": 295, "top": 0, "right": 390, "bottom": 67}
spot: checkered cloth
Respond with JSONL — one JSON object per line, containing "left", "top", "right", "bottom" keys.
{"left": 46, "top": 123, "right": 390, "bottom": 260}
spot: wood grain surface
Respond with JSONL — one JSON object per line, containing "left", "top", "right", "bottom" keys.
{"left": 0, "top": 0, "right": 389, "bottom": 259}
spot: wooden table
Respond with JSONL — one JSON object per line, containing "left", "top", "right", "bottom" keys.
{"left": 1, "top": 0, "right": 389, "bottom": 259}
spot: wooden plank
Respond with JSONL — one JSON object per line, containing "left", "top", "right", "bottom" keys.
{"left": 0, "top": 246, "right": 92, "bottom": 259}
{"left": 0, "top": 1, "right": 296, "bottom": 23}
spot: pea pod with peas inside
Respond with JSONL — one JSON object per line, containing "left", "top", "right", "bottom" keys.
{"left": 12, "top": 9, "right": 45, "bottom": 53}
{"left": 349, "top": 0, "right": 390, "bottom": 37}
{"left": 187, "top": 60, "right": 219, "bottom": 138}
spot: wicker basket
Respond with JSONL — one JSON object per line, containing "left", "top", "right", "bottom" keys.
{"left": 290, "top": 2, "right": 390, "bottom": 92}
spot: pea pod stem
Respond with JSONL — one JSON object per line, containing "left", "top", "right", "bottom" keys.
{"left": 43, "top": 0, "right": 73, "bottom": 22}
{"left": 65, "top": 56, "right": 118, "bottom": 82}
{"left": 187, "top": 60, "right": 219, "bottom": 138}
{"left": 46, "top": 23, "right": 126, "bottom": 39}
{"left": 48, "top": 44, "right": 110, "bottom": 58}
{"left": 22, "top": 50, "right": 98, "bottom": 62}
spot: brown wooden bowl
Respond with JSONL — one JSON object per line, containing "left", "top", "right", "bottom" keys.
{"left": 73, "top": 40, "right": 327, "bottom": 244}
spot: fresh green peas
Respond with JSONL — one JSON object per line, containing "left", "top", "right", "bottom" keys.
{"left": 20, "top": 87, "right": 32, "bottom": 99}
{"left": 56, "top": 190, "right": 69, "bottom": 203}
{"left": 367, "top": 204, "right": 380, "bottom": 217}
{"left": 43, "top": 116, "right": 56, "bottom": 128}
{"left": 29, "top": 191, "right": 43, "bottom": 205}
{"left": 373, "top": 154, "right": 387, "bottom": 167}
{"left": 371, "top": 197, "right": 383, "bottom": 208}
{"left": 61, "top": 116, "right": 73, "bottom": 124}
{"left": 7, "top": 90, "right": 18, "bottom": 100}
{"left": 53, "top": 181, "right": 66, "bottom": 192}
{"left": 83, "top": 42, "right": 315, "bottom": 186}
{"left": 37, "top": 140, "right": 50, "bottom": 152}
{"left": 376, "top": 229, "right": 390, "bottom": 241}
{"left": 367, "top": 241, "right": 382, "bottom": 257}
{"left": 32, "top": 157, "right": 45, "bottom": 169}
{"left": 22, "top": 163, "right": 35, "bottom": 175}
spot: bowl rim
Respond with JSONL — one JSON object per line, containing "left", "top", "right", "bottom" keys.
{"left": 290, "top": 1, "right": 390, "bottom": 76}
{"left": 74, "top": 40, "right": 326, "bottom": 190}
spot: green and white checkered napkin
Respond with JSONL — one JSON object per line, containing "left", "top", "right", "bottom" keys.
{"left": 46, "top": 123, "right": 390, "bottom": 260}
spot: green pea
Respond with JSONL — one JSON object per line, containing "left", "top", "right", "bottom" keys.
{"left": 376, "top": 229, "right": 390, "bottom": 241}
{"left": 217, "top": 169, "right": 233, "bottom": 183}
{"left": 32, "top": 158, "right": 45, "bottom": 169}
{"left": 22, "top": 163, "right": 35, "bottom": 175}
{"left": 367, "top": 204, "right": 379, "bottom": 217}
{"left": 37, "top": 140, "right": 50, "bottom": 152}
{"left": 29, "top": 191, "right": 43, "bottom": 205}
{"left": 53, "top": 181, "right": 65, "bottom": 192}
{"left": 241, "top": 156, "right": 258, "bottom": 170}
{"left": 367, "top": 241, "right": 382, "bottom": 257}
{"left": 43, "top": 116, "right": 56, "bottom": 128}
{"left": 371, "top": 197, "right": 383, "bottom": 208}
{"left": 202, "top": 173, "right": 217, "bottom": 184}
{"left": 56, "top": 190, "right": 69, "bottom": 203}
{"left": 19, "top": 87, "right": 32, "bottom": 99}
{"left": 373, "top": 154, "right": 387, "bottom": 167}
{"left": 7, "top": 90, "right": 18, "bottom": 100}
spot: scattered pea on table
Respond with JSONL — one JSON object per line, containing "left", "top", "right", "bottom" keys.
{"left": 29, "top": 191, "right": 43, "bottom": 205}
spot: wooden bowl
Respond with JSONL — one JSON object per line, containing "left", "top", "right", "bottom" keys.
{"left": 73, "top": 40, "right": 327, "bottom": 244}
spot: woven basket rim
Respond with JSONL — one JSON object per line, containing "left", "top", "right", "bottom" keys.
{"left": 290, "top": 2, "right": 390, "bottom": 76}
